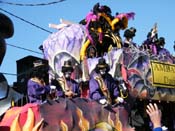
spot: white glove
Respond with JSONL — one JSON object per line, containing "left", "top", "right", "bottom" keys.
{"left": 99, "top": 98, "right": 107, "bottom": 105}
{"left": 50, "top": 85, "right": 56, "bottom": 90}
{"left": 162, "top": 126, "right": 168, "bottom": 131}
{"left": 117, "top": 97, "right": 124, "bottom": 103}
{"left": 121, "top": 82, "right": 127, "bottom": 91}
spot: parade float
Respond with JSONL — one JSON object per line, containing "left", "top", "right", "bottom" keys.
{"left": 42, "top": 3, "right": 175, "bottom": 102}
{"left": 0, "top": 3, "right": 175, "bottom": 131}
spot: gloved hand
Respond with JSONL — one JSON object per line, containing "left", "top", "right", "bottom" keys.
{"left": 99, "top": 98, "right": 108, "bottom": 105}
{"left": 116, "top": 97, "right": 124, "bottom": 103}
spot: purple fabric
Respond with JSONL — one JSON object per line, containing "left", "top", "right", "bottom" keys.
{"left": 89, "top": 71, "right": 119, "bottom": 104}
{"left": 123, "top": 40, "right": 137, "bottom": 48}
{"left": 142, "top": 39, "right": 157, "bottom": 55}
{"left": 116, "top": 12, "right": 135, "bottom": 20}
{"left": 56, "top": 79, "right": 80, "bottom": 98}
{"left": 158, "top": 48, "right": 170, "bottom": 56}
{"left": 27, "top": 79, "right": 50, "bottom": 104}
{"left": 150, "top": 44, "right": 157, "bottom": 55}
{"left": 42, "top": 24, "right": 86, "bottom": 77}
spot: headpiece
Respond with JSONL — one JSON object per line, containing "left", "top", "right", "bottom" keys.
{"left": 124, "top": 27, "right": 136, "bottom": 38}
{"left": 95, "top": 58, "right": 109, "bottom": 71}
{"left": 61, "top": 60, "right": 74, "bottom": 73}
{"left": 158, "top": 37, "right": 165, "bottom": 46}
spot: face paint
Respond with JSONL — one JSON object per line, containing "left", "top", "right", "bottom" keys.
{"left": 64, "top": 71, "right": 72, "bottom": 79}
{"left": 99, "top": 68, "right": 106, "bottom": 76}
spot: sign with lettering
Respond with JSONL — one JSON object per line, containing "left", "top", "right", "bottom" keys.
{"left": 150, "top": 61, "right": 175, "bottom": 88}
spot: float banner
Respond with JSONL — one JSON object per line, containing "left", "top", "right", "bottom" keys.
{"left": 150, "top": 61, "right": 175, "bottom": 88}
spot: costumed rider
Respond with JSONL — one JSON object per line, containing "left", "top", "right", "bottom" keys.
{"left": 89, "top": 58, "right": 124, "bottom": 105}
{"left": 27, "top": 60, "right": 50, "bottom": 104}
{"left": 51, "top": 60, "right": 81, "bottom": 98}
{"left": 141, "top": 23, "right": 158, "bottom": 55}
{"left": 155, "top": 37, "right": 170, "bottom": 56}
{"left": 123, "top": 27, "right": 137, "bottom": 48}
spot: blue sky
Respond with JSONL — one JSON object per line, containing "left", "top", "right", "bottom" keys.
{"left": 1, "top": 0, "right": 175, "bottom": 85}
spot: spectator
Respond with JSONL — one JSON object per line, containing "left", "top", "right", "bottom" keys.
{"left": 146, "top": 103, "right": 162, "bottom": 131}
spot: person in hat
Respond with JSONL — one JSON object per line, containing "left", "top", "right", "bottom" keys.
{"left": 89, "top": 58, "right": 123, "bottom": 105}
{"left": 123, "top": 27, "right": 137, "bottom": 48}
{"left": 141, "top": 24, "right": 158, "bottom": 55}
{"left": 155, "top": 37, "right": 165, "bottom": 54}
{"left": 27, "top": 60, "right": 50, "bottom": 104}
{"left": 155, "top": 37, "right": 170, "bottom": 57}
{"left": 52, "top": 60, "right": 81, "bottom": 98}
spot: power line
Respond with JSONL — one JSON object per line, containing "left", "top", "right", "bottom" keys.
{"left": 0, "top": 8, "right": 52, "bottom": 34}
{"left": 7, "top": 43, "right": 43, "bottom": 55}
{"left": 0, "top": 0, "right": 65, "bottom": 6}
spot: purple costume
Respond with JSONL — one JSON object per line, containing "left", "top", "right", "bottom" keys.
{"left": 142, "top": 38, "right": 157, "bottom": 55}
{"left": 89, "top": 71, "right": 119, "bottom": 104}
{"left": 56, "top": 78, "right": 80, "bottom": 98}
{"left": 123, "top": 39, "right": 137, "bottom": 48}
{"left": 27, "top": 79, "right": 50, "bottom": 104}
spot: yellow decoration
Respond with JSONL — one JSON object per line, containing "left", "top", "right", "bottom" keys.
{"left": 80, "top": 39, "right": 91, "bottom": 60}
{"left": 111, "top": 18, "right": 119, "bottom": 30}
{"left": 60, "top": 120, "right": 68, "bottom": 131}
{"left": 22, "top": 108, "right": 34, "bottom": 131}
{"left": 10, "top": 115, "right": 21, "bottom": 131}
{"left": 76, "top": 107, "right": 90, "bottom": 131}
{"left": 150, "top": 60, "right": 175, "bottom": 88}
{"left": 10, "top": 108, "right": 43, "bottom": 131}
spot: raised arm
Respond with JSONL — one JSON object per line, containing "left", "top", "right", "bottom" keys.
{"left": 146, "top": 103, "right": 162, "bottom": 131}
